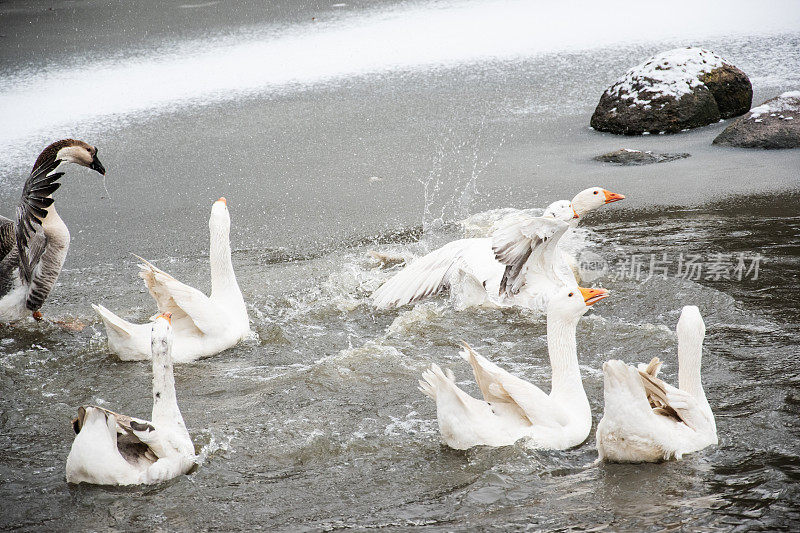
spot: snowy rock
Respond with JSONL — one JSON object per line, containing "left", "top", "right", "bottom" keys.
{"left": 713, "top": 91, "right": 800, "bottom": 149}
{"left": 591, "top": 48, "right": 752, "bottom": 135}
{"left": 594, "top": 148, "right": 691, "bottom": 165}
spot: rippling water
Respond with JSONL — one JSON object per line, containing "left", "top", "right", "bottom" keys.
{"left": 2, "top": 0, "right": 800, "bottom": 531}
{"left": 2, "top": 193, "right": 798, "bottom": 530}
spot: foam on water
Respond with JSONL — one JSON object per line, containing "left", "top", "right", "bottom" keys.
{"left": 195, "top": 429, "right": 237, "bottom": 465}
{"left": 386, "top": 302, "right": 448, "bottom": 337}
{"left": 384, "top": 411, "right": 438, "bottom": 438}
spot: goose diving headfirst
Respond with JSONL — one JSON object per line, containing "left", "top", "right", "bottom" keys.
{"left": 372, "top": 187, "right": 624, "bottom": 310}
{"left": 0, "top": 139, "right": 106, "bottom": 323}
{"left": 596, "top": 305, "right": 717, "bottom": 462}
{"left": 419, "top": 286, "right": 609, "bottom": 450}
{"left": 66, "top": 313, "right": 197, "bottom": 485}
{"left": 93, "top": 198, "right": 250, "bottom": 362}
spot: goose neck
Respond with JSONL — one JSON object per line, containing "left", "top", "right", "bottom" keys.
{"left": 546, "top": 316, "right": 584, "bottom": 397}
{"left": 210, "top": 229, "right": 238, "bottom": 296}
{"left": 678, "top": 337, "right": 705, "bottom": 400}
{"left": 150, "top": 335, "right": 181, "bottom": 424}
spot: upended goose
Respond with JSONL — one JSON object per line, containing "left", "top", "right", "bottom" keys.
{"left": 93, "top": 198, "right": 250, "bottom": 362}
{"left": 372, "top": 187, "right": 624, "bottom": 310}
{"left": 0, "top": 139, "right": 106, "bottom": 322}
{"left": 419, "top": 286, "right": 609, "bottom": 450}
{"left": 596, "top": 306, "right": 717, "bottom": 462}
{"left": 66, "top": 314, "right": 196, "bottom": 485}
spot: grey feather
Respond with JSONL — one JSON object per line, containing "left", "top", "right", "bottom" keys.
{"left": 16, "top": 158, "right": 64, "bottom": 284}
{"left": 0, "top": 216, "right": 14, "bottom": 263}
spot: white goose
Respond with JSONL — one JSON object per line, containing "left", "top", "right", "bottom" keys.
{"left": 373, "top": 200, "right": 575, "bottom": 310}
{"left": 1, "top": 139, "right": 105, "bottom": 323}
{"left": 372, "top": 187, "right": 624, "bottom": 310}
{"left": 66, "top": 314, "right": 197, "bottom": 485}
{"left": 596, "top": 305, "right": 717, "bottom": 462}
{"left": 419, "top": 286, "right": 609, "bottom": 450}
{"left": 93, "top": 198, "right": 250, "bottom": 362}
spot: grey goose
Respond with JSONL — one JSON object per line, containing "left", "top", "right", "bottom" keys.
{"left": 0, "top": 139, "right": 105, "bottom": 323}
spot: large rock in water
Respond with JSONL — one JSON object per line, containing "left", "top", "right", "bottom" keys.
{"left": 713, "top": 91, "right": 800, "bottom": 149}
{"left": 591, "top": 48, "right": 752, "bottom": 135}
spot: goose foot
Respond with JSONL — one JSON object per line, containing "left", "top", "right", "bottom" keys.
{"left": 51, "top": 319, "right": 86, "bottom": 332}
{"left": 31, "top": 310, "right": 86, "bottom": 331}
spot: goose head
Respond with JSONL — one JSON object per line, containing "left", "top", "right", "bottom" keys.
{"left": 571, "top": 187, "right": 625, "bottom": 218}
{"left": 543, "top": 200, "right": 579, "bottom": 222}
{"left": 547, "top": 286, "right": 609, "bottom": 323}
{"left": 151, "top": 313, "right": 173, "bottom": 361}
{"left": 35, "top": 139, "right": 105, "bottom": 175}
{"left": 677, "top": 305, "right": 705, "bottom": 344}
{"left": 209, "top": 197, "right": 231, "bottom": 240}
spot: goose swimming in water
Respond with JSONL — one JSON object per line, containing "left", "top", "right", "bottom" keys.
{"left": 419, "top": 286, "right": 609, "bottom": 450}
{"left": 372, "top": 187, "right": 624, "bottom": 310}
{"left": 596, "top": 305, "right": 717, "bottom": 462}
{"left": 66, "top": 313, "right": 197, "bottom": 485}
{"left": 0, "top": 139, "right": 106, "bottom": 322}
{"left": 93, "top": 198, "right": 250, "bottom": 362}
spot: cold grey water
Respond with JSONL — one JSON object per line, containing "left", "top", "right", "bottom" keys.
{"left": 1, "top": 0, "right": 799, "bottom": 531}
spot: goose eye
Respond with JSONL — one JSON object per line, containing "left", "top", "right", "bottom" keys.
{"left": 593, "top": 190, "right": 598, "bottom": 195}
{"left": 568, "top": 292, "right": 573, "bottom": 297}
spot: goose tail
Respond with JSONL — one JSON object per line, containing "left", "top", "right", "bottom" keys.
{"left": 602, "top": 359, "right": 653, "bottom": 418}
{"left": 419, "top": 363, "right": 444, "bottom": 400}
{"left": 418, "top": 363, "right": 458, "bottom": 399}
{"left": 92, "top": 304, "right": 135, "bottom": 338}
{"left": 92, "top": 304, "right": 151, "bottom": 361}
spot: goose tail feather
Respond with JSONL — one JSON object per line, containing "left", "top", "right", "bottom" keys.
{"left": 92, "top": 304, "right": 135, "bottom": 338}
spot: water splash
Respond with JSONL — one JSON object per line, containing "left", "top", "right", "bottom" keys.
{"left": 417, "top": 119, "right": 508, "bottom": 237}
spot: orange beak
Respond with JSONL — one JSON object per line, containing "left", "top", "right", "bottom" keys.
{"left": 603, "top": 190, "right": 625, "bottom": 204}
{"left": 572, "top": 208, "right": 580, "bottom": 219}
{"left": 158, "top": 312, "right": 172, "bottom": 324}
{"left": 216, "top": 197, "right": 227, "bottom": 206}
{"left": 579, "top": 287, "right": 609, "bottom": 306}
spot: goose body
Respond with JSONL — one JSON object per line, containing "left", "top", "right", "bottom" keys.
{"left": 373, "top": 201, "right": 575, "bottom": 310}
{"left": 0, "top": 140, "right": 105, "bottom": 322}
{"left": 372, "top": 187, "right": 624, "bottom": 310}
{"left": 66, "top": 315, "right": 197, "bottom": 485}
{"left": 93, "top": 198, "right": 250, "bottom": 362}
{"left": 596, "top": 306, "right": 717, "bottom": 462}
{"left": 419, "top": 286, "right": 609, "bottom": 450}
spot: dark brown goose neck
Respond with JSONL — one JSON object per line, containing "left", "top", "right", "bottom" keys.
{"left": 32, "top": 139, "right": 82, "bottom": 172}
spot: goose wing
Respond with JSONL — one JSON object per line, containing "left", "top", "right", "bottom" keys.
{"left": 492, "top": 216, "right": 569, "bottom": 297}
{"left": 637, "top": 357, "right": 664, "bottom": 410}
{"left": 461, "top": 343, "right": 569, "bottom": 428}
{"left": 0, "top": 216, "right": 14, "bottom": 263}
{"left": 137, "top": 257, "right": 224, "bottom": 336}
{"left": 372, "top": 239, "right": 484, "bottom": 309}
{"left": 15, "top": 159, "right": 64, "bottom": 284}
{"left": 73, "top": 406, "right": 160, "bottom": 462}
{"left": 637, "top": 367, "right": 705, "bottom": 431}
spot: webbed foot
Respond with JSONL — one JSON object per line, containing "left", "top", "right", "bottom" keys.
{"left": 52, "top": 319, "right": 86, "bottom": 332}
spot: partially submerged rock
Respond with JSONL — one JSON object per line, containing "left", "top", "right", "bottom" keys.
{"left": 591, "top": 48, "right": 752, "bottom": 135}
{"left": 594, "top": 149, "right": 691, "bottom": 165}
{"left": 713, "top": 91, "right": 800, "bottom": 149}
